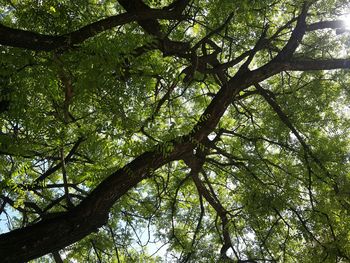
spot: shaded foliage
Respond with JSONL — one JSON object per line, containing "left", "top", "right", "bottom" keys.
{"left": 1, "top": 0, "right": 350, "bottom": 262}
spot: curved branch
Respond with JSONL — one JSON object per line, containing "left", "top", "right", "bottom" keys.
{"left": 0, "top": 52, "right": 282, "bottom": 262}
{"left": 0, "top": 141, "right": 192, "bottom": 262}
{"left": 0, "top": 8, "right": 184, "bottom": 51}
{"left": 117, "top": 0, "right": 191, "bottom": 57}
{"left": 0, "top": 2, "right": 335, "bottom": 262}
{"left": 306, "top": 20, "right": 346, "bottom": 31}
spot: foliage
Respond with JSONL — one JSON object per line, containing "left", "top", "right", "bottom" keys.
{"left": 1, "top": 0, "right": 350, "bottom": 262}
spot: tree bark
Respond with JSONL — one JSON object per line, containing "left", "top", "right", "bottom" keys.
{"left": 2, "top": 1, "right": 350, "bottom": 262}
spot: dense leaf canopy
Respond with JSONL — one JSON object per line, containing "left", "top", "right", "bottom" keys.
{"left": 1, "top": 0, "right": 350, "bottom": 262}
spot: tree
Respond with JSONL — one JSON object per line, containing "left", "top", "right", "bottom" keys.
{"left": 1, "top": 0, "right": 350, "bottom": 261}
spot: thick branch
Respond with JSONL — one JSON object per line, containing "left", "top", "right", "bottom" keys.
{"left": 0, "top": 8, "right": 184, "bottom": 51}
{"left": 283, "top": 58, "right": 350, "bottom": 71}
{"left": 273, "top": 3, "right": 309, "bottom": 62}
{"left": 306, "top": 20, "right": 346, "bottom": 31}
{"left": 0, "top": 2, "right": 330, "bottom": 262}
{"left": 0, "top": 141, "right": 192, "bottom": 262}
{"left": 117, "top": 0, "right": 191, "bottom": 57}
{"left": 0, "top": 50, "right": 286, "bottom": 262}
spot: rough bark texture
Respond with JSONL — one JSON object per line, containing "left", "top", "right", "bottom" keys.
{"left": 0, "top": 144, "right": 191, "bottom": 262}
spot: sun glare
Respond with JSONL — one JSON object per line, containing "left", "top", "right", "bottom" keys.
{"left": 342, "top": 13, "right": 350, "bottom": 29}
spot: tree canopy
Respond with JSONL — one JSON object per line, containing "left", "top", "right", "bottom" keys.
{"left": 1, "top": 0, "right": 350, "bottom": 262}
